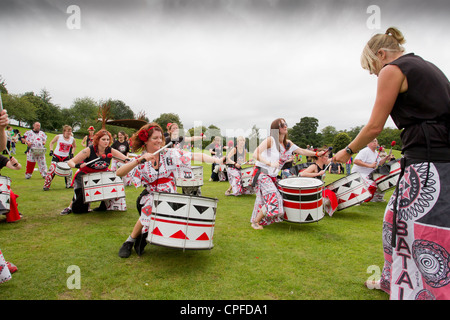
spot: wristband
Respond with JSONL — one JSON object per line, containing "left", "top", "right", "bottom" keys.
{"left": 75, "top": 163, "right": 81, "bottom": 169}
{"left": 315, "top": 151, "right": 319, "bottom": 157}
{"left": 345, "top": 146, "right": 354, "bottom": 155}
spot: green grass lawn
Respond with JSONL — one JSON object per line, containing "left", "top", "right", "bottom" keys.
{"left": 1, "top": 127, "right": 396, "bottom": 300}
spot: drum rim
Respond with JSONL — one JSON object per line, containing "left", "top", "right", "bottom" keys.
{"left": 153, "top": 191, "right": 218, "bottom": 202}
{"left": 278, "top": 176, "right": 323, "bottom": 188}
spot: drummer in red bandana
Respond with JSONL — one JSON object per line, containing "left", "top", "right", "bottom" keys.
{"left": 23, "top": 122, "right": 47, "bottom": 179}
{"left": 43, "top": 125, "right": 76, "bottom": 191}
{"left": 116, "top": 123, "right": 224, "bottom": 258}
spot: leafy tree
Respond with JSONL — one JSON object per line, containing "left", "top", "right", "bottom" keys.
{"left": 2, "top": 93, "right": 37, "bottom": 126}
{"left": 332, "top": 132, "right": 351, "bottom": 152}
{"left": 105, "top": 99, "right": 135, "bottom": 120}
{"left": 289, "top": 116, "right": 322, "bottom": 148}
{"left": 377, "top": 127, "right": 402, "bottom": 150}
{"left": 153, "top": 113, "right": 183, "bottom": 132}
{"left": 0, "top": 75, "right": 8, "bottom": 94}
{"left": 67, "top": 97, "right": 99, "bottom": 132}
{"left": 321, "top": 125, "right": 338, "bottom": 146}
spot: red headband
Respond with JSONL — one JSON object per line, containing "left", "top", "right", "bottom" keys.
{"left": 138, "top": 126, "right": 156, "bottom": 142}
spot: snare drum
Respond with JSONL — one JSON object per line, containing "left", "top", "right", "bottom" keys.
{"left": 176, "top": 166, "right": 203, "bottom": 188}
{"left": 82, "top": 171, "right": 125, "bottom": 203}
{"left": 55, "top": 162, "right": 71, "bottom": 177}
{"left": 325, "top": 172, "right": 371, "bottom": 211}
{"left": 277, "top": 177, "right": 324, "bottom": 223}
{"left": 240, "top": 166, "right": 254, "bottom": 188}
{"left": 370, "top": 159, "right": 401, "bottom": 192}
{"left": 30, "top": 147, "right": 46, "bottom": 156}
{"left": 0, "top": 176, "right": 11, "bottom": 215}
{"left": 147, "top": 192, "right": 218, "bottom": 250}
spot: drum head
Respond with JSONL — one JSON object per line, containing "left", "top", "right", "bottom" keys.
{"left": 57, "top": 162, "right": 70, "bottom": 169}
{"left": 278, "top": 177, "right": 323, "bottom": 188}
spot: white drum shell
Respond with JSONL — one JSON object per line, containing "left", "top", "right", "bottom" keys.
{"left": 82, "top": 171, "right": 125, "bottom": 203}
{"left": 371, "top": 160, "right": 401, "bottom": 192}
{"left": 0, "top": 176, "right": 11, "bottom": 214}
{"left": 55, "top": 162, "right": 71, "bottom": 177}
{"left": 30, "top": 147, "right": 46, "bottom": 156}
{"left": 278, "top": 177, "right": 324, "bottom": 223}
{"left": 147, "top": 192, "right": 218, "bottom": 250}
{"left": 325, "top": 172, "right": 371, "bottom": 210}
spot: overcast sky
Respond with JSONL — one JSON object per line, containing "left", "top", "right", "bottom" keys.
{"left": 1, "top": 0, "right": 449, "bottom": 136}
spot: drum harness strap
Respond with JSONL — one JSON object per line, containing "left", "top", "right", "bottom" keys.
{"left": 390, "top": 120, "right": 450, "bottom": 247}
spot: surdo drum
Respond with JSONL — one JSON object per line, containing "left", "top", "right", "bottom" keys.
{"left": 325, "top": 172, "right": 371, "bottom": 211}
{"left": 370, "top": 159, "right": 401, "bottom": 192}
{"left": 82, "top": 171, "right": 125, "bottom": 203}
{"left": 55, "top": 162, "right": 71, "bottom": 177}
{"left": 30, "top": 147, "right": 46, "bottom": 156}
{"left": 176, "top": 166, "right": 203, "bottom": 188}
{"left": 240, "top": 166, "right": 254, "bottom": 188}
{"left": 277, "top": 177, "right": 324, "bottom": 223}
{"left": 147, "top": 192, "right": 218, "bottom": 250}
{"left": 0, "top": 176, "right": 11, "bottom": 215}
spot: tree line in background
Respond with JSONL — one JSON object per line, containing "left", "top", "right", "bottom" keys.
{"left": 0, "top": 75, "right": 402, "bottom": 152}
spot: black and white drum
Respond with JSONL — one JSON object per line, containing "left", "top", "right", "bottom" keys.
{"left": 147, "top": 192, "right": 218, "bottom": 250}
{"left": 176, "top": 166, "right": 203, "bottom": 188}
{"left": 278, "top": 177, "right": 324, "bottom": 223}
{"left": 370, "top": 159, "right": 401, "bottom": 192}
{"left": 325, "top": 172, "right": 371, "bottom": 211}
{"left": 0, "top": 176, "right": 11, "bottom": 215}
{"left": 30, "top": 147, "right": 46, "bottom": 156}
{"left": 240, "top": 166, "right": 254, "bottom": 188}
{"left": 55, "top": 162, "right": 71, "bottom": 177}
{"left": 82, "top": 171, "right": 125, "bottom": 203}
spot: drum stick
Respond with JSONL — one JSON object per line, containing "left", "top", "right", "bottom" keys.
{"left": 83, "top": 153, "right": 107, "bottom": 166}
{"left": 0, "top": 92, "right": 3, "bottom": 111}
{"left": 151, "top": 142, "right": 173, "bottom": 156}
{"left": 389, "top": 141, "right": 396, "bottom": 156}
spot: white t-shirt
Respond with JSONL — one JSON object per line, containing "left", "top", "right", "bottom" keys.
{"left": 351, "top": 147, "right": 380, "bottom": 178}
{"left": 54, "top": 134, "right": 74, "bottom": 158}
{"left": 255, "top": 137, "right": 299, "bottom": 177}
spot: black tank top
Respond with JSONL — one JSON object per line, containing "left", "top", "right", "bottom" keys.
{"left": 387, "top": 53, "right": 450, "bottom": 151}
{"left": 84, "top": 145, "right": 112, "bottom": 171}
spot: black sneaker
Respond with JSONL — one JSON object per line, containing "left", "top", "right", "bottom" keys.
{"left": 118, "top": 241, "right": 134, "bottom": 258}
{"left": 60, "top": 207, "right": 72, "bottom": 215}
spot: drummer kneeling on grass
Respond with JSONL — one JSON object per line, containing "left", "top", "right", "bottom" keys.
{"left": 116, "top": 123, "right": 224, "bottom": 258}
{"left": 60, "top": 129, "right": 129, "bottom": 215}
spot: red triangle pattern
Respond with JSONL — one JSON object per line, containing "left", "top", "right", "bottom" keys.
{"left": 94, "top": 190, "right": 102, "bottom": 195}
{"left": 196, "top": 232, "right": 210, "bottom": 241}
{"left": 152, "top": 227, "right": 163, "bottom": 236}
{"left": 170, "top": 230, "right": 189, "bottom": 240}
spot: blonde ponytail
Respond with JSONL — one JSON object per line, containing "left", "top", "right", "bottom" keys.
{"left": 361, "top": 26, "right": 406, "bottom": 72}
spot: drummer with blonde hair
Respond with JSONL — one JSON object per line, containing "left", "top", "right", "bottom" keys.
{"left": 334, "top": 27, "right": 450, "bottom": 299}
{"left": 43, "top": 125, "right": 76, "bottom": 191}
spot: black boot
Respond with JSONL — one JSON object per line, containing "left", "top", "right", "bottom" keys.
{"left": 134, "top": 232, "right": 148, "bottom": 256}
